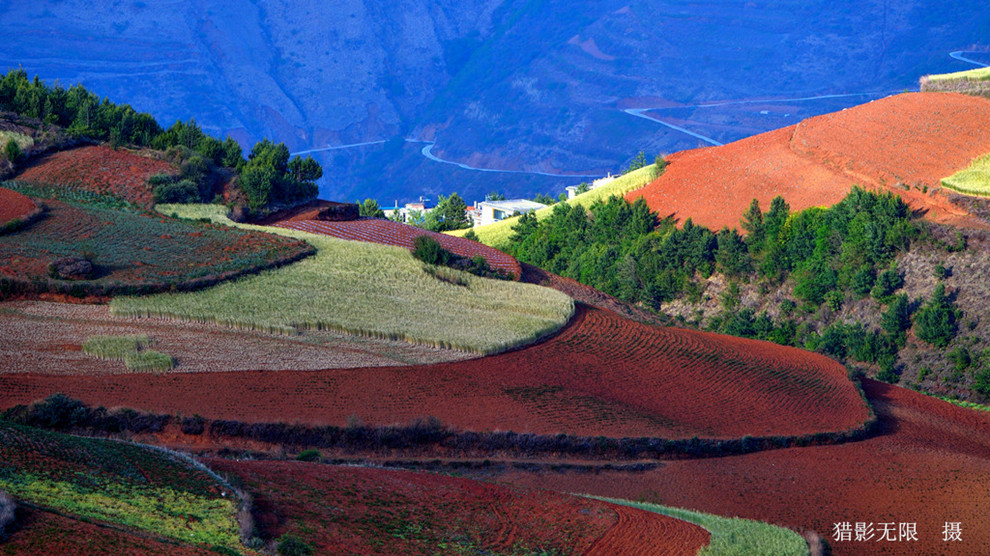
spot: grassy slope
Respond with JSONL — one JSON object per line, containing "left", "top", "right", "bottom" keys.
{"left": 113, "top": 204, "right": 574, "bottom": 355}
{"left": 0, "top": 420, "right": 242, "bottom": 551}
{"left": 590, "top": 497, "right": 808, "bottom": 556}
{"left": 925, "top": 67, "right": 990, "bottom": 82}
{"left": 446, "top": 164, "right": 660, "bottom": 249}
{"left": 941, "top": 153, "right": 990, "bottom": 196}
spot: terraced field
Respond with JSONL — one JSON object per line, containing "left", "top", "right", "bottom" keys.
{"left": 626, "top": 92, "right": 990, "bottom": 231}
{"left": 0, "top": 187, "right": 35, "bottom": 228}
{"left": 0, "top": 194, "right": 312, "bottom": 297}
{"left": 207, "top": 460, "right": 708, "bottom": 556}
{"left": 0, "top": 304, "right": 870, "bottom": 440}
{"left": 0, "top": 420, "right": 242, "bottom": 552}
{"left": 15, "top": 146, "right": 177, "bottom": 207}
{"left": 275, "top": 218, "right": 522, "bottom": 278}
{"left": 503, "top": 379, "right": 990, "bottom": 556}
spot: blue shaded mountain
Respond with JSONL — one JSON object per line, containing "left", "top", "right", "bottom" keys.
{"left": 1, "top": 0, "right": 988, "bottom": 202}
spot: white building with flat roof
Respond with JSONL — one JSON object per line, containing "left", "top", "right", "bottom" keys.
{"left": 476, "top": 199, "right": 547, "bottom": 226}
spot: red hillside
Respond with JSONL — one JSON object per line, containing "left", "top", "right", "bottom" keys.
{"left": 627, "top": 92, "right": 990, "bottom": 230}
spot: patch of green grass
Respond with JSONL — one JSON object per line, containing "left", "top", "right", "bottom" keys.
{"left": 936, "top": 396, "right": 990, "bottom": 412}
{"left": 587, "top": 496, "right": 809, "bottom": 556}
{"left": 925, "top": 67, "right": 990, "bottom": 82}
{"left": 0, "top": 421, "right": 242, "bottom": 551}
{"left": 123, "top": 350, "right": 175, "bottom": 373}
{"left": 118, "top": 204, "right": 575, "bottom": 355}
{"left": 82, "top": 334, "right": 175, "bottom": 372}
{"left": 82, "top": 335, "right": 150, "bottom": 359}
{"left": 942, "top": 153, "right": 990, "bottom": 196}
{"left": 446, "top": 164, "right": 661, "bottom": 249}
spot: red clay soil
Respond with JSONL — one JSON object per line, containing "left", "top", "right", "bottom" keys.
{"left": 0, "top": 304, "right": 870, "bottom": 440}
{"left": 0, "top": 188, "right": 35, "bottom": 226}
{"left": 15, "top": 145, "right": 177, "bottom": 207}
{"left": 206, "top": 460, "right": 708, "bottom": 556}
{"left": 501, "top": 379, "right": 990, "bottom": 556}
{"left": 626, "top": 92, "right": 990, "bottom": 231}
{"left": 275, "top": 218, "right": 523, "bottom": 279}
{"left": 0, "top": 508, "right": 213, "bottom": 556}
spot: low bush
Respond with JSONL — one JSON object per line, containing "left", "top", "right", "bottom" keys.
{"left": 277, "top": 534, "right": 313, "bottom": 556}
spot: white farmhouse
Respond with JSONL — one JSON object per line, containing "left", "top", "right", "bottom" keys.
{"left": 475, "top": 199, "right": 547, "bottom": 227}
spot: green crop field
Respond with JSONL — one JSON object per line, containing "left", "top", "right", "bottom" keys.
{"left": 941, "top": 153, "right": 990, "bottom": 196}
{"left": 0, "top": 420, "right": 242, "bottom": 551}
{"left": 924, "top": 67, "right": 990, "bottom": 82}
{"left": 82, "top": 335, "right": 176, "bottom": 373}
{"left": 589, "top": 496, "right": 809, "bottom": 556}
{"left": 113, "top": 204, "right": 575, "bottom": 355}
{"left": 446, "top": 164, "right": 662, "bottom": 249}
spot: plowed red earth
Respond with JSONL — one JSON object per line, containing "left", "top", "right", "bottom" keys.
{"left": 206, "top": 460, "right": 707, "bottom": 556}
{"left": 501, "top": 379, "right": 990, "bottom": 556}
{"left": 275, "top": 218, "right": 522, "bottom": 279}
{"left": 16, "top": 145, "right": 177, "bottom": 207}
{"left": 0, "top": 188, "right": 35, "bottom": 226}
{"left": 0, "top": 304, "right": 869, "bottom": 440}
{"left": 627, "top": 92, "right": 990, "bottom": 230}
{"left": 0, "top": 508, "right": 213, "bottom": 556}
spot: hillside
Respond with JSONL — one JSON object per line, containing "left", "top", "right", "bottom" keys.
{"left": 625, "top": 92, "right": 990, "bottom": 230}
{"left": 0, "top": 304, "right": 871, "bottom": 441}
{"left": 207, "top": 460, "right": 709, "bottom": 555}
{"left": 15, "top": 146, "right": 178, "bottom": 207}
{"left": 512, "top": 379, "right": 990, "bottom": 556}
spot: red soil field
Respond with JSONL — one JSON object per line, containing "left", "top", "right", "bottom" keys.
{"left": 0, "top": 304, "right": 870, "bottom": 440}
{"left": 15, "top": 145, "right": 177, "bottom": 207}
{"left": 500, "top": 379, "right": 990, "bottom": 556}
{"left": 207, "top": 460, "right": 708, "bottom": 556}
{"left": 0, "top": 188, "right": 35, "bottom": 226}
{"left": 0, "top": 509, "right": 213, "bottom": 556}
{"left": 627, "top": 92, "right": 990, "bottom": 231}
{"left": 275, "top": 217, "right": 523, "bottom": 279}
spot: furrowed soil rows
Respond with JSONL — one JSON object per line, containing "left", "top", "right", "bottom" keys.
{"left": 0, "top": 304, "right": 870, "bottom": 440}
{"left": 275, "top": 218, "right": 522, "bottom": 278}
{"left": 501, "top": 379, "right": 990, "bottom": 556}
{"left": 16, "top": 146, "right": 177, "bottom": 207}
{"left": 626, "top": 92, "right": 990, "bottom": 230}
{"left": 0, "top": 187, "right": 35, "bottom": 226}
{"left": 206, "top": 460, "right": 707, "bottom": 555}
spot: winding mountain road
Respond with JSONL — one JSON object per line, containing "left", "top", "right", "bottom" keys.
{"left": 293, "top": 51, "right": 987, "bottom": 180}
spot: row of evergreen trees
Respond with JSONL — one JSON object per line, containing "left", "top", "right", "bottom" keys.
{"left": 0, "top": 68, "right": 320, "bottom": 212}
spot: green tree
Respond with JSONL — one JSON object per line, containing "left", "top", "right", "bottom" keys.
{"left": 486, "top": 191, "right": 506, "bottom": 201}
{"left": 626, "top": 151, "right": 647, "bottom": 173}
{"left": 881, "top": 293, "right": 912, "bottom": 347}
{"left": 914, "top": 283, "right": 959, "bottom": 348}
{"left": 359, "top": 198, "right": 385, "bottom": 218}
{"left": 741, "top": 198, "right": 765, "bottom": 252}
{"left": 424, "top": 193, "right": 471, "bottom": 231}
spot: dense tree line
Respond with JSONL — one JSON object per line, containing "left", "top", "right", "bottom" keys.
{"left": 507, "top": 188, "right": 968, "bottom": 386}
{"left": 0, "top": 68, "right": 320, "bottom": 212}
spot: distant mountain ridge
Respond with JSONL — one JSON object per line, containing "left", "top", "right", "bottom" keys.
{"left": 2, "top": 0, "right": 988, "bottom": 202}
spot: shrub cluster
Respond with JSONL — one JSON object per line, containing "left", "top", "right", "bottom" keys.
{"left": 4, "top": 396, "right": 877, "bottom": 462}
